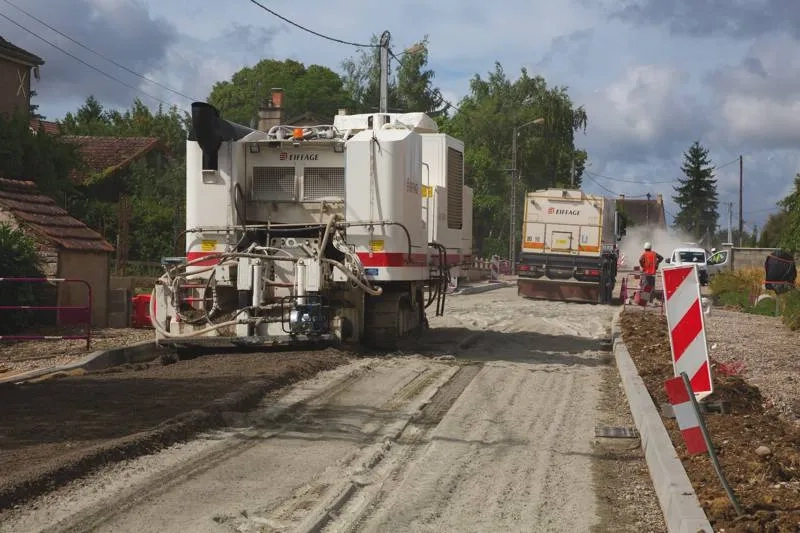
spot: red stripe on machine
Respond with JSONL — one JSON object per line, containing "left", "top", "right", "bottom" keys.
{"left": 358, "top": 252, "right": 429, "bottom": 267}
{"left": 186, "top": 251, "right": 218, "bottom": 266}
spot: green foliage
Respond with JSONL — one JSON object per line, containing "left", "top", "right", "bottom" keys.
{"left": 673, "top": 141, "right": 719, "bottom": 241}
{"left": 208, "top": 59, "right": 351, "bottom": 125}
{"left": 340, "top": 35, "right": 447, "bottom": 115}
{"left": 0, "top": 111, "right": 80, "bottom": 199}
{"left": 780, "top": 290, "right": 800, "bottom": 330}
{"left": 759, "top": 211, "right": 787, "bottom": 248}
{"left": 0, "top": 223, "right": 48, "bottom": 333}
{"left": 777, "top": 174, "right": 800, "bottom": 253}
{"left": 442, "top": 62, "right": 588, "bottom": 255}
{"left": 60, "top": 97, "right": 187, "bottom": 262}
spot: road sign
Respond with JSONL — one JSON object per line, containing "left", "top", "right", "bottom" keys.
{"left": 662, "top": 265, "right": 713, "bottom": 399}
{"left": 664, "top": 376, "right": 707, "bottom": 455}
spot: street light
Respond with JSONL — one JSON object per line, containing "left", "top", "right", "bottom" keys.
{"left": 509, "top": 117, "right": 545, "bottom": 272}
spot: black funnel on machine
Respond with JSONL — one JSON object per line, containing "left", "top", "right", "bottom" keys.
{"left": 189, "top": 102, "right": 257, "bottom": 170}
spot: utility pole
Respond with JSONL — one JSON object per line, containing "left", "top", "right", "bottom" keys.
{"left": 510, "top": 129, "right": 518, "bottom": 270}
{"left": 738, "top": 155, "right": 743, "bottom": 246}
{"left": 379, "top": 31, "right": 390, "bottom": 114}
{"left": 727, "top": 201, "right": 733, "bottom": 245}
{"left": 570, "top": 156, "right": 575, "bottom": 188}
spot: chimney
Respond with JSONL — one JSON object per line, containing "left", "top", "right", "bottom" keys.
{"left": 257, "top": 88, "right": 285, "bottom": 132}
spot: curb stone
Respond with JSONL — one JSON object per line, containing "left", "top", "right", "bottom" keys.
{"left": 611, "top": 311, "right": 714, "bottom": 533}
{"left": 0, "top": 340, "right": 168, "bottom": 386}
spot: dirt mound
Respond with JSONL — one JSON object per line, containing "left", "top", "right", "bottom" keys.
{"left": 621, "top": 311, "right": 800, "bottom": 532}
{"left": 0, "top": 350, "right": 350, "bottom": 510}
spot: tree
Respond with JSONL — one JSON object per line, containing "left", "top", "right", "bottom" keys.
{"left": 442, "top": 62, "right": 588, "bottom": 256}
{"left": 207, "top": 59, "right": 351, "bottom": 125}
{"left": 0, "top": 110, "right": 80, "bottom": 199}
{"left": 777, "top": 174, "right": 800, "bottom": 252}
{"left": 0, "top": 223, "right": 47, "bottom": 333}
{"left": 29, "top": 89, "right": 44, "bottom": 120}
{"left": 672, "top": 141, "right": 719, "bottom": 241}
{"left": 759, "top": 210, "right": 789, "bottom": 248}
{"left": 340, "top": 35, "right": 447, "bottom": 115}
{"left": 60, "top": 97, "right": 189, "bottom": 263}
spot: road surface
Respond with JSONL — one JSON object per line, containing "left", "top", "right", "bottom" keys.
{"left": 2, "top": 287, "right": 624, "bottom": 533}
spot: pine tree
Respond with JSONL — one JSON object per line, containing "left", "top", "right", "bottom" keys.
{"left": 673, "top": 141, "right": 719, "bottom": 241}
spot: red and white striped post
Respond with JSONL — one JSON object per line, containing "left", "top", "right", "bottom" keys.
{"left": 664, "top": 376, "right": 707, "bottom": 455}
{"left": 662, "top": 265, "right": 713, "bottom": 399}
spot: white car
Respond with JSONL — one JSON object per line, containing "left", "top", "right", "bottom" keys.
{"left": 665, "top": 247, "right": 709, "bottom": 285}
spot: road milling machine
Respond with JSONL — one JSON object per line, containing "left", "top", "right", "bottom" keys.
{"left": 517, "top": 188, "right": 626, "bottom": 304}
{"left": 150, "top": 102, "right": 473, "bottom": 349}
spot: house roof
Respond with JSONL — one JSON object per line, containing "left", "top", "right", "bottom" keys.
{"left": 618, "top": 196, "right": 667, "bottom": 229}
{"left": 0, "top": 36, "right": 44, "bottom": 66}
{"left": 29, "top": 118, "right": 60, "bottom": 135}
{"left": 0, "top": 178, "right": 114, "bottom": 253}
{"left": 62, "top": 136, "right": 161, "bottom": 184}
{"left": 286, "top": 111, "right": 332, "bottom": 126}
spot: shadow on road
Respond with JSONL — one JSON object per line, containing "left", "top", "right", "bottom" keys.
{"left": 394, "top": 326, "right": 611, "bottom": 366}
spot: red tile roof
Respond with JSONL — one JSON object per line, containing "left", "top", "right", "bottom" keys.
{"left": 0, "top": 178, "right": 114, "bottom": 253}
{"left": 62, "top": 136, "right": 161, "bottom": 184}
{"left": 29, "top": 118, "right": 60, "bottom": 135}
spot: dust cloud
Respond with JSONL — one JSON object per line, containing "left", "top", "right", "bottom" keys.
{"left": 618, "top": 226, "right": 697, "bottom": 268}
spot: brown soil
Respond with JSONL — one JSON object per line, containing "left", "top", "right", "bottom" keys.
{"left": 621, "top": 310, "right": 800, "bottom": 532}
{"left": 0, "top": 349, "right": 351, "bottom": 510}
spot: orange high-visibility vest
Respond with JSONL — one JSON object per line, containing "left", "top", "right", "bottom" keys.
{"left": 640, "top": 251, "right": 658, "bottom": 275}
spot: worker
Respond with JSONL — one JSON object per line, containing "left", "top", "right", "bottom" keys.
{"left": 638, "top": 242, "right": 664, "bottom": 296}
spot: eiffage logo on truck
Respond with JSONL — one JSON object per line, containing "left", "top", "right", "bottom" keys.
{"left": 547, "top": 207, "right": 580, "bottom": 216}
{"left": 279, "top": 153, "right": 319, "bottom": 161}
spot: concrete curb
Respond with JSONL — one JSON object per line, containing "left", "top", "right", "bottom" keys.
{"left": 611, "top": 312, "right": 714, "bottom": 533}
{"left": 0, "top": 340, "right": 168, "bottom": 386}
{"left": 454, "top": 281, "right": 513, "bottom": 295}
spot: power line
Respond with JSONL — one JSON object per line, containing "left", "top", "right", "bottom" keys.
{"left": 2, "top": 0, "right": 199, "bottom": 103}
{"left": 0, "top": 10, "right": 179, "bottom": 109}
{"left": 584, "top": 170, "right": 675, "bottom": 185}
{"left": 246, "top": 0, "right": 377, "bottom": 48}
{"left": 583, "top": 173, "right": 649, "bottom": 198}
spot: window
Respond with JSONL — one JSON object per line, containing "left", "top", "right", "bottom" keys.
{"left": 678, "top": 251, "right": 706, "bottom": 263}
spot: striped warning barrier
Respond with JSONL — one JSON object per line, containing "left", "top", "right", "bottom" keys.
{"left": 664, "top": 376, "right": 708, "bottom": 455}
{"left": 662, "top": 265, "right": 713, "bottom": 399}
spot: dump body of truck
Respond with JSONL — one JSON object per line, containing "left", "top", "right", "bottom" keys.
{"left": 517, "top": 189, "right": 625, "bottom": 304}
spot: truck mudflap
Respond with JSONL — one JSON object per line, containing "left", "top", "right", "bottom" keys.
{"left": 517, "top": 277, "right": 603, "bottom": 304}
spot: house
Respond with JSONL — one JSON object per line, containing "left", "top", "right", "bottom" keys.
{"left": 29, "top": 117, "right": 59, "bottom": 135}
{"left": 617, "top": 194, "right": 667, "bottom": 230}
{"left": 0, "top": 177, "right": 114, "bottom": 327}
{"left": 63, "top": 135, "right": 163, "bottom": 186}
{"left": 0, "top": 37, "right": 43, "bottom": 117}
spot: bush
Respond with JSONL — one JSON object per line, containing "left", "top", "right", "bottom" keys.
{"left": 0, "top": 223, "right": 46, "bottom": 334}
{"left": 780, "top": 290, "right": 800, "bottom": 330}
{"left": 710, "top": 268, "right": 765, "bottom": 308}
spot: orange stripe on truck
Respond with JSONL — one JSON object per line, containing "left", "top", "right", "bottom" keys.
{"left": 523, "top": 242, "right": 545, "bottom": 249}
{"left": 578, "top": 244, "right": 600, "bottom": 252}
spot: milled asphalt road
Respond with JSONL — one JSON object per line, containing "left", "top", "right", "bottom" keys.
{"left": 2, "top": 288, "right": 624, "bottom": 533}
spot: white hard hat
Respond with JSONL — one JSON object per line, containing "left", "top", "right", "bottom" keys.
{"left": 644, "top": 242, "right": 652, "bottom": 250}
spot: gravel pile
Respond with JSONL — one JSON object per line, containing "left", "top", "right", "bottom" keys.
{"left": 0, "top": 328, "right": 155, "bottom": 377}
{"left": 704, "top": 308, "right": 800, "bottom": 422}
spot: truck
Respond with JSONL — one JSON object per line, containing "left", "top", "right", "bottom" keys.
{"left": 150, "top": 101, "right": 473, "bottom": 351}
{"left": 517, "top": 188, "right": 626, "bottom": 304}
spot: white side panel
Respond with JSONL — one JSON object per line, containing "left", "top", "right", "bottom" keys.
{"left": 344, "top": 128, "right": 428, "bottom": 282}
{"left": 185, "top": 140, "right": 236, "bottom": 274}
{"left": 522, "top": 189, "right": 605, "bottom": 257}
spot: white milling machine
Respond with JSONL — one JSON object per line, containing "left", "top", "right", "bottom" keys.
{"left": 150, "top": 102, "right": 473, "bottom": 350}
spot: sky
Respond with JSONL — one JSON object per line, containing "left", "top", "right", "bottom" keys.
{"left": 3, "top": 0, "right": 799, "bottom": 232}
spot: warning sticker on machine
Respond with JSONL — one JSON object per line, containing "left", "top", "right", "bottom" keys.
{"left": 201, "top": 240, "right": 216, "bottom": 252}
{"left": 422, "top": 185, "right": 433, "bottom": 198}
{"left": 369, "top": 240, "right": 384, "bottom": 252}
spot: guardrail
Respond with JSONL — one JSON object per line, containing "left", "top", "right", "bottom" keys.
{"left": 0, "top": 277, "right": 92, "bottom": 349}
